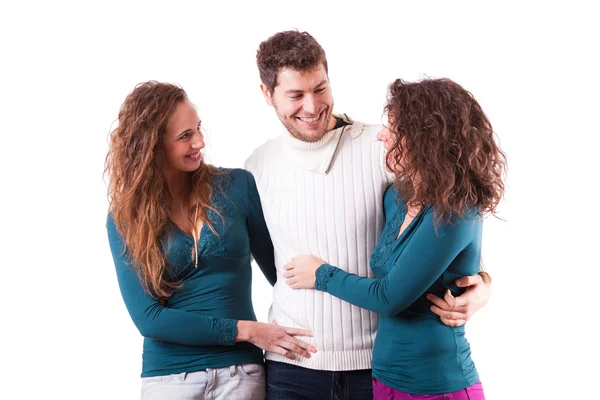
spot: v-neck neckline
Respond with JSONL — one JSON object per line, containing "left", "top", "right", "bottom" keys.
{"left": 394, "top": 205, "right": 426, "bottom": 242}
{"left": 168, "top": 218, "right": 206, "bottom": 243}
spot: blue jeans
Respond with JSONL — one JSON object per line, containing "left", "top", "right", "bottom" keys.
{"left": 266, "top": 360, "right": 373, "bottom": 400}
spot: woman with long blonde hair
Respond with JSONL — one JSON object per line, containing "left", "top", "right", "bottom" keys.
{"left": 106, "top": 81, "right": 316, "bottom": 399}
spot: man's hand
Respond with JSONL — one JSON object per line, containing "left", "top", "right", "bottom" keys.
{"left": 426, "top": 272, "right": 492, "bottom": 327}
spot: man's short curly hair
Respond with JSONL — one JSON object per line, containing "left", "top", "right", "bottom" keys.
{"left": 256, "top": 30, "right": 328, "bottom": 94}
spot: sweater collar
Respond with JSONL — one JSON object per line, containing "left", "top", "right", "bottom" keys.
{"left": 281, "top": 114, "right": 361, "bottom": 174}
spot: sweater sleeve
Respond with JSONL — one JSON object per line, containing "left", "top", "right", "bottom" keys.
{"left": 315, "top": 214, "right": 480, "bottom": 316}
{"left": 244, "top": 171, "right": 277, "bottom": 286}
{"left": 107, "top": 216, "right": 238, "bottom": 346}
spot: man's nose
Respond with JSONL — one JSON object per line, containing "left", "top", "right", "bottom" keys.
{"left": 303, "top": 95, "right": 318, "bottom": 114}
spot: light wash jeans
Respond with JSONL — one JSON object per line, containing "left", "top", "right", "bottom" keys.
{"left": 140, "top": 363, "right": 266, "bottom": 400}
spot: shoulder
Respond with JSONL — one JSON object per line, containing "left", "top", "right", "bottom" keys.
{"left": 356, "top": 123, "right": 383, "bottom": 140}
{"left": 223, "top": 167, "right": 252, "bottom": 181}
{"left": 422, "top": 207, "right": 483, "bottom": 236}
{"left": 383, "top": 185, "right": 398, "bottom": 207}
{"left": 105, "top": 213, "right": 126, "bottom": 249}
{"left": 338, "top": 116, "right": 385, "bottom": 151}
{"left": 213, "top": 167, "right": 254, "bottom": 191}
{"left": 215, "top": 168, "right": 260, "bottom": 198}
{"left": 338, "top": 119, "right": 386, "bottom": 160}
{"left": 106, "top": 214, "right": 118, "bottom": 235}
{"left": 244, "top": 138, "right": 281, "bottom": 172}
{"left": 342, "top": 116, "right": 382, "bottom": 141}
{"left": 382, "top": 185, "right": 404, "bottom": 220}
{"left": 340, "top": 119, "right": 393, "bottom": 183}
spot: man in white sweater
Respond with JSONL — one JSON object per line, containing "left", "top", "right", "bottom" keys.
{"left": 244, "top": 30, "right": 491, "bottom": 399}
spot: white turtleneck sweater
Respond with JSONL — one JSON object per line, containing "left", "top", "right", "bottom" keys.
{"left": 244, "top": 115, "right": 394, "bottom": 371}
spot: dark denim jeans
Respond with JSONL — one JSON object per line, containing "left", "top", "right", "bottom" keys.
{"left": 266, "top": 360, "right": 373, "bottom": 400}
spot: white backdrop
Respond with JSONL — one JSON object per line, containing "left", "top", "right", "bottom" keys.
{"left": 1, "top": 1, "right": 598, "bottom": 399}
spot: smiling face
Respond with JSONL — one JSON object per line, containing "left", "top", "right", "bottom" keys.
{"left": 262, "top": 64, "right": 336, "bottom": 142}
{"left": 162, "top": 100, "right": 205, "bottom": 176}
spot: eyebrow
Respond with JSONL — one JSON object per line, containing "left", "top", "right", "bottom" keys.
{"left": 284, "top": 80, "right": 328, "bottom": 95}
{"left": 176, "top": 120, "right": 201, "bottom": 137}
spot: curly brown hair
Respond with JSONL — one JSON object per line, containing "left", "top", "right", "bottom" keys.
{"left": 256, "top": 30, "right": 328, "bottom": 94}
{"left": 384, "top": 78, "right": 507, "bottom": 223}
{"left": 105, "top": 81, "right": 221, "bottom": 299}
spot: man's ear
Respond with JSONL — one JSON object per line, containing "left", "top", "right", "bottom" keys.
{"left": 260, "top": 83, "right": 274, "bottom": 106}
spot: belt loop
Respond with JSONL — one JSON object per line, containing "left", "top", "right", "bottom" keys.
{"left": 229, "top": 365, "right": 236, "bottom": 377}
{"left": 179, "top": 372, "right": 187, "bottom": 381}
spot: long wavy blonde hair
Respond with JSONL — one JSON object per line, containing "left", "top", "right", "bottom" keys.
{"left": 105, "top": 81, "right": 221, "bottom": 299}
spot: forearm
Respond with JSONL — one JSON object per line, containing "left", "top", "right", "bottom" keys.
{"left": 316, "top": 264, "right": 415, "bottom": 316}
{"left": 117, "top": 270, "right": 240, "bottom": 346}
{"left": 129, "top": 303, "right": 239, "bottom": 346}
{"left": 108, "top": 218, "right": 239, "bottom": 346}
{"left": 315, "top": 216, "right": 478, "bottom": 316}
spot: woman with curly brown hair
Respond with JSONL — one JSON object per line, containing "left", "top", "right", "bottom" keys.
{"left": 105, "top": 81, "right": 316, "bottom": 399}
{"left": 284, "top": 78, "right": 506, "bottom": 399}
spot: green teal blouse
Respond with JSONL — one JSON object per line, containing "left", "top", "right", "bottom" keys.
{"left": 107, "top": 169, "right": 276, "bottom": 377}
{"left": 316, "top": 186, "right": 482, "bottom": 394}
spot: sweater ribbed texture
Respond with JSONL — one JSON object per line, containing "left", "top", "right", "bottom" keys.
{"left": 245, "top": 115, "right": 394, "bottom": 371}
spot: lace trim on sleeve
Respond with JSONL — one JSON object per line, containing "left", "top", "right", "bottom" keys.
{"left": 315, "top": 264, "right": 338, "bottom": 291}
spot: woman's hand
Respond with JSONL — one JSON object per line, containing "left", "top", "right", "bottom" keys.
{"left": 283, "top": 255, "right": 326, "bottom": 289}
{"left": 236, "top": 320, "right": 317, "bottom": 360}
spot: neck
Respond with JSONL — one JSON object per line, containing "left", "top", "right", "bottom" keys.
{"left": 165, "top": 169, "right": 190, "bottom": 202}
{"left": 325, "top": 114, "right": 337, "bottom": 132}
{"left": 406, "top": 177, "right": 423, "bottom": 214}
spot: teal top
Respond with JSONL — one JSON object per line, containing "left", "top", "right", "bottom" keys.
{"left": 316, "top": 186, "right": 481, "bottom": 394}
{"left": 106, "top": 169, "right": 276, "bottom": 378}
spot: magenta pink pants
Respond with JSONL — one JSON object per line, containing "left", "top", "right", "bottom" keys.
{"left": 372, "top": 378, "right": 485, "bottom": 400}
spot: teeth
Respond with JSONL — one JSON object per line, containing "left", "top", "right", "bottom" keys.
{"left": 298, "top": 115, "right": 319, "bottom": 123}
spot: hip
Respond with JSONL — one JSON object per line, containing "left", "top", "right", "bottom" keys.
{"left": 141, "top": 364, "right": 266, "bottom": 400}
{"left": 373, "top": 378, "right": 485, "bottom": 400}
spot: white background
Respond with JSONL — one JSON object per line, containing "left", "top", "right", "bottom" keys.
{"left": 2, "top": 1, "right": 598, "bottom": 399}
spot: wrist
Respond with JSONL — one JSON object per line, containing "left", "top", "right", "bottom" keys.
{"left": 235, "top": 320, "right": 254, "bottom": 343}
{"left": 315, "top": 264, "right": 337, "bottom": 291}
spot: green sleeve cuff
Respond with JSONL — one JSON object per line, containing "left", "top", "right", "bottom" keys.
{"left": 212, "top": 318, "right": 238, "bottom": 345}
{"left": 315, "top": 264, "right": 338, "bottom": 291}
